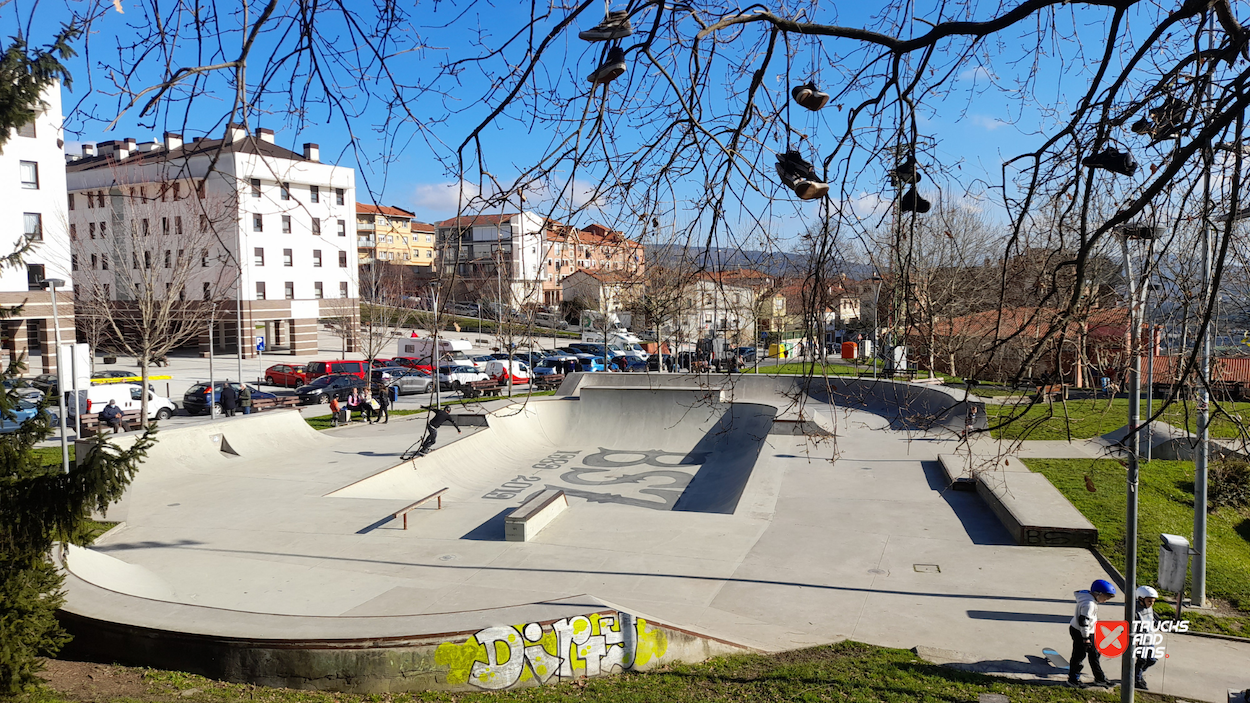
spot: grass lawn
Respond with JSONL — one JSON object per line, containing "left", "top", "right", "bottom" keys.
{"left": 1023, "top": 458, "right": 1250, "bottom": 614}
{"left": 986, "top": 398, "right": 1250, "bottom": 441}
{"left": 25, "top": 641, "right": 1133, "bottom": 703}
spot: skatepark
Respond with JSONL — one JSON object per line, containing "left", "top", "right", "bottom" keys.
{"left": 54, "top": 373, "right": 1247, "bottom": 700}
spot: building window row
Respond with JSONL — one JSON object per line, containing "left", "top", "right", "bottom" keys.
{"left": 249, "top": 179, "right": 344, "bottom": 206}
{"left": 251, "top": 247, "right": 336, "bottom": 268}
{"left": 255, "top": 281, "right": 348, "bottom": 300}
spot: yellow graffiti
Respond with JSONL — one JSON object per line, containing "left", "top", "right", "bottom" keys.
{"left": 633, "top": 618, "right": 668, "bottom": 667}
{"left": 434, "top": 637, "right": 486, "bottom": 686}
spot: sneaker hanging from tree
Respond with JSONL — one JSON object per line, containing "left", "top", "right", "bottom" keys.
{"left": 890, "top": 155, "right": 922, "bottom": 185}
{"left": 790, "top": 82, "right": 830, "bottom": 111}
{"left": 587, "top": 46, "right": 627, "bottom": 84}
{"left": 579, "top": 10, "right": 632, "bottom": 42}
{"left": 775, "top": 150, "right": 829, "bottom": 200}
{"left": 900, "top": 185, "right": 931, "bottom": 213}
{"left": 1081, "top": 147, "right": 1138, "bottom": 176}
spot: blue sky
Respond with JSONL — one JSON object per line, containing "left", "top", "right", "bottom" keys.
{"left": 16, "top": 1, "right": 1138, "bottom": 243}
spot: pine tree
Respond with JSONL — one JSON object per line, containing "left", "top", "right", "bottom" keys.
{"left": 0, "top": 25, "right": 155, "bottom": 695}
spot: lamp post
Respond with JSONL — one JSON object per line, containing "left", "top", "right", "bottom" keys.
{"left": 871, "top": 274, "right": 884, "bottom": 380}
{"left": 41, "top": 278, "right": 70, "bottom": 474}
{"left": 1116, "top": 223, "right": 1158, "bottom": 703}
{"left": 431, "top": 280, "right": 441, "bottom": 408}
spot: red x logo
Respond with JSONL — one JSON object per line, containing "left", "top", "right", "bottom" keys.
{"left": 1095, "top": 621, "right": 1129, "bottom": 657}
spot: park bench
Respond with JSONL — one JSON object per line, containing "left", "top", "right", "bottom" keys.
{"left": 461, "top": 379, "right": 503, "bottom": 399}
{"left": 251, "top": 396, "right": 301, "bottom": 411}
{"left": 392, "top": 487, "right": 449, "bottom": 530}
{"left": 532, "top": 374, "right": 565, "bottom": 391}
{"left": 79, "top": 410, "right": 145, "bottom": 436}
{"left": 1035, "top": 384, "right": 1068, "bottom": 402}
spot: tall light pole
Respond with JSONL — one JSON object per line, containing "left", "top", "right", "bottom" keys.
{"left": 431, "top": 280, "right": 441, "bottom": 408}
{"left": 42, "top": 278, "right": 70, "bottom": 474}
{"left": 871, "top": 274, "right": 883, "bottom": 380}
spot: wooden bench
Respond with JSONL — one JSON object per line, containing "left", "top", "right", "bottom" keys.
{"left": 252, "top": 396, "right": 301, "bottom": 411}
{"left": 532, "top": 374, "right": 565, "bottom": 391}
{"left": 1035, "top": 384, "right": 1068, "bottom": 402}
{"left": 392, "top": 487, "right": 449, "bottom": 530}
{"left": 461, "top": 379, "right": 503, "bottom": 399}
{"left": 79, "top": 410, "right": 145, "bottom": 436}
{"left": 505, "top": 489, "right": 568, "bottom": 542}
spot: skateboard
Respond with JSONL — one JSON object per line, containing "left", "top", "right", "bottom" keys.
{"left": 1042, "top": 648, "right": 1069, "bottom": 672}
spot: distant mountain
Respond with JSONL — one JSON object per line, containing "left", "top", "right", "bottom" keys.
{"left": 650, "top": 245, "right": 874, "bottom": 279}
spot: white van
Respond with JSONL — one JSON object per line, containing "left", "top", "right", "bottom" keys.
{"left": 69, "top": 384, "right": 178, "bottom": 420}
{"left": 485, "top": 359, "right": 530, "bottom": 384}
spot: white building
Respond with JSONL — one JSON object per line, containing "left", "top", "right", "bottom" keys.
{"left": 435, "top": 212, "right": 553, "bottom": 307}
{"left": 65, "top": 124, "right": 358, "bottom": 357}
{"left": 0, "top": 85, "right": 75, "bottom": 373}
{"left": 670, "top": 274, "right": 757, "bottom": 348}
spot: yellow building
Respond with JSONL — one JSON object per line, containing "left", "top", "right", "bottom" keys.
{"left": 355, "top": 203, "right": 434, "bottom": 270}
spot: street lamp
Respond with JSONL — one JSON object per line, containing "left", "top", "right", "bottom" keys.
{"left": 40, "top": 278, "right": 70, "bottom": 474}
{"left": 871, "top": 274, "right": 883, "bottom": 380}
{"left": 430, "top": 280, "right": 441, "bottom": 409}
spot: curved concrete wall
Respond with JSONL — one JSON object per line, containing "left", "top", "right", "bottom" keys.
{"left": 558, "top": 372, "right": 985, "bottom": 433}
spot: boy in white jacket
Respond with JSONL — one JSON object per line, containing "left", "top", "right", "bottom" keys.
{"left": 1068, "top": 579, "right": 1117, "bottom": 687}
{"left": 1134, "top": 586, "right": 1159, "bottom": 689}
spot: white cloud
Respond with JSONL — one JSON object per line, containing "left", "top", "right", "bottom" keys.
{"left": 970, "top": 114, "right": 1009, "bottom": 131}
{"left": 411, "top": 180, "right": 480, "bottom": 211}
{"left": 959, "top": 66, "right": 996, "bottom": 82}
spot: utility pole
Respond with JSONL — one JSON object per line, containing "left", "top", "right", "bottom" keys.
{"left": 1193, "top": 8, "right": 1215, "bottom": 609}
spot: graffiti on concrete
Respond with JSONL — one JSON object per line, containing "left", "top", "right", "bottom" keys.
{"left": 483, "top": 448, "right": 709, "bottom": 509}
{"left": 434, "top": 612, "right": 668, "bottom": 690}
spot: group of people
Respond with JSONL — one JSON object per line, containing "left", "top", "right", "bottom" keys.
{"left": 1066, "top": 579, "right": 1161, "bottom": 690}
{"left": 327, "top": 384, "right": 391, "bottom": 426}
{"left": 218, "top": 380, "right": 253, "bottom": 417}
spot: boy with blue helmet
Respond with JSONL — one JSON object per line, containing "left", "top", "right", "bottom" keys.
{"left": 1068, "top": 579, "right": 1116, "bottom": 687}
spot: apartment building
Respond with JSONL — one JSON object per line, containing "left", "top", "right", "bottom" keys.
{"left": 65, "top": 124, "right": 358, "bottom": 357}
{"left": 0, "top": 85, "right": 75, "bottom": 373}
{"left": 356, "top": 203, "right": 435, "bottom": 270}
{"left": 435, "top": 212, "right": 549, "bottom": 306}
{"left": 542, "top": 223, "right": 645, "bottom": 307}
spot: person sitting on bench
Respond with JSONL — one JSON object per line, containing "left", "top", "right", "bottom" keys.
{"left": 98, "top": 399, "right": 125, "bottom": 434}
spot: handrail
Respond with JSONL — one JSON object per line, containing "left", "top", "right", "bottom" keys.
{"left": 392, "top": 487, "right": 449, "bottom": 530}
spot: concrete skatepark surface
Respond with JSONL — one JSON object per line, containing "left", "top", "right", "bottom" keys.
{"left": 56, "top": 373, "right": 1247, "bottom": 699}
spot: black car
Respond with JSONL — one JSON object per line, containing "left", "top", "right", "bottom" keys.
{"left": 610, "top": 355, "right": 648, "bottom": 372}
{"left": 183, "top": 381, "right": 277, "bottom": 415}
{"left": 295, "top": 374, "right": 367, "bottom": 404}
{"left": 30, "top": 373, "right": 59, "bottom": 395}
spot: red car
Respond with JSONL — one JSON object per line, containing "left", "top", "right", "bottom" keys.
{"left": 264, "top": 363, "right": 309, "bottom": 387}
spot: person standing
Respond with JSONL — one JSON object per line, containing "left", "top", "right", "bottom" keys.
{"left": 1068, "top": 579, "right": 1116, "bottom": 688}
{"left": 374, "top": 382, "right": 390, "bottom": 424}
{"left": 239, "top": 384, "right": 253, "bottom": 415}
{"left": 419, "top": 405, "right": 461, "bottom": 454}
{"left": 329, "top": 396, "right": 343, "bottom": 427}
{"left": 964, "top": 405, "right": 979, "bottom": 440}
{"left": 220, "top": 381, "right": 238, "bottom": 418}
{"left": 1134, "top": 586, "right": 1160, "bottom": 690}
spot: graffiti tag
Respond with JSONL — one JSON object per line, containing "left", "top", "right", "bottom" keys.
{"left": 434, "top": 611, "right": 668, "bottom": 690}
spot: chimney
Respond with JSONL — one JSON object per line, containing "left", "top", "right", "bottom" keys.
{"left": 113, "top": 139, "right": 132, "bottom": 160}
{"left": 135, "top": 140, "right": 161, "bottom": 153}
{"left": 303, "top": 142, "right": 319, "bottom": 162}
{"left": 164, "top": 132, "right": 183, "bottom": 150}
{"left": 82, "top": 143, "right": 96, "bottom": 157}
{"left": 224, "top": 122, "right": 247, "bottom": 143}
{"left": 257, "top": 127, "right": 275, "bottom": 144}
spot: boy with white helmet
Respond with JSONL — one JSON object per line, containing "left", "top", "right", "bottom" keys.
{"left": 1068, "top": 579, "right": 1117, "bottom": 688}
{"left": 1134, "top": 585, "right": 1159, "bottom": 690}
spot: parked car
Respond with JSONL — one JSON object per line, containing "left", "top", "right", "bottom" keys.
{"left": 295, "top": 374, "right": 367, "bottom": 405}
{"left": 469, "top": 354, "right": 495, "bottom": 371}
{"left": 3, "top": 379, "right": 45, "bottom": 403}
{"left": 70, "top": 384, "right": 178, "bottom": 421}
{"left": 0, "top": 398, "right": 56, "bottom": 432}
{"left": 437, "top": 365, "right": 488, "bottom": 391}
{"left": 30, "top": 373, "right": 59, "bottom": 395}
{"left": 371, "top": 367, "right": 432, "bottom": 395}
{"left": 304, "top": 360, "right": 369, "bottom": 381}
{"left": 183, "top": 381, "right": 276, "bottom": 415}
{"left": 609, "top": 355, "right": 648, "bottom": 372}
{"left": 264, "top": 364, "right": 309, "bottom": 387}
{"left": 534, "top": 311, "right": 569, "bottom": 329}
{"left": 453, "top": 302, "right": 480, "bottom": 317}
{"left": 370, "top": 358, "right": 394, "bottom": 368}
{"left": 486, "top": 359, "right": 530, "bottom": 384}
{"left": 91, "top": 370, "right": 134, "bottom": 381}
{"left": 392, "top": 356, "right": 424, "bottom": 369}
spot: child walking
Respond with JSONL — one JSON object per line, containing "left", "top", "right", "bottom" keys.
{"left": 1068, "top": 579, "right": 1117, "bottom": 688}
{"left": 1134, "top": 586, "right": 1159, "bottom": 690}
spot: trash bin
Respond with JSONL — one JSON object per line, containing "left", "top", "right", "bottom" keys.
{"left": 390, "top": 384, "right": 399, "bottom": 403}
{"left": 841, "top": 341, "right": 858, "bottom": 360}
{"left": 1158, "top": 533, "right": 1190, "bottom": 593}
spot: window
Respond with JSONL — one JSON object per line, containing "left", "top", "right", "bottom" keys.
{"left": 172, "top": 182, "right": 181, "bottom": 199}
{"left": 144, "top": 251, "right": 152, "bottom": 269}
{"left": 404, "top": 252, "right": 410, "bottom": 260}
{"left": 337, "top": 219, "right": 346, "bottom": 236}
{"left": 338, "top": 251, "right": 348, "bottom": 267}
{"left": 166, "top": 283, "right": 172, "bottom": 296}
{"left": 17, "top": 121, "right": 34, "bottom": 138}
{"left": 340, "top": 281, "right": 349, "bottom": 298}
{"left": 88, "top": 222, "right": 96, "bottom": 239}
{"left": 253, "top": 214, "right": 263, "bottom": 232}
{"left": 22, "top": 213, "right": 42, "bottom": 241}
{"left": 426, "top": 234, "right": 432, "bottom": 243}
{"left": 335, "top": 188, "right": 344, "bottom": 205}
{"left": 96, "top": 190, "right": 105, "bottom": 207}
{"left": 283, "top": 248, "right": 293, "bottom": 267}
{"left": 164, "top": 250, "right": 171, "bottom": 268}
{"left": 86, "top": 192, "right": 94, "bottom": 209}
{"left": 426, "top": 250, "right": 432, "bottom": 258}
{"left": 280, "top": 182, "right": 290, "bottom": 200}
{"left": 142, "top": 218, "right": 149, "bottom": 236}
{"left": 200, "top": 214, "right": 209, "bottom": 232}
{"left": 203, "top": 282, "right": 211, "bottom": 300}
{"left": 90, "top": 254, "right": 98, "bottom": 270}
{"left": 102, "top": 253, "right": 109, "bottom": 270}
{"left": 282, "top": 215, "right": 291, "bottom": 233}
{"left": 284, "top": 281, "right": 294, "bottom": 299}
{"left": 100, "top": 220, "right": 107, "bottom": 237}
{"left": 68, "top": 193, "right": 75, "bottom": 210}
{"left": 312, "top": 249, "right": 322, "bottom": 267}
{"left": 175, "top": 216, "right": 183, "bottom": 235}
{"left": 386, "top": 235, "right": 393, "bottom": 244}
{"left": 19, "top": 161, "right": 38, "bottom": 189}
{"left": 201, "top": 249, "right": 209, "bottom": 267}
{"left": 69, "top": 223, "right": 77, "bottom": 241}
{"left": 103, "top": 283, "right": 111, "bottom": 298}
{"left": 312, "top": 282, "right": 323, "bottom": 299}
{"left": 179, "top": 285, "right": 186, "bottom": 301}
{"left": 72, "top": 254, "right": 78, "bottom": 271}
{"left": 309, "top": 185, "right": 320, "bottom": 203}
{"left": 254, "top": 247, "right": 265, "bottom": 266}
{"left": 251, "top": 178, "right": 261, "bottom": 198}
{"left": 27, "top": 264, "right": 44, "bottom": 290}
{"left": 162, "top": 217, "right": 170, "bottom": 235}
{"left": 312, "top": 219, "right": 321, "bottom": 236}
{"left": 255, "top": 282, "right": 267, "bottom": 300}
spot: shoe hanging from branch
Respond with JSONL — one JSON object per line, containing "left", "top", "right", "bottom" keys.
{"left": 790, "top": 82, "right": 829, "bottom": 111}
{"left": 900, "top": 185, "right": 931, "bottom": 214}
{"left": 579, "top": 10, "right": 632, "bottom": 42}
{"left": 1081, "top": 147, "right": 1138, "bottom": 177}
{"left": 889, "top": 155, "right": 922, "bottom": 185}
{"left": 775, "top": 150, "right": 829, "bottom": 200}
{"left": 587, "top": 46, "right": 627, "bottom": 85}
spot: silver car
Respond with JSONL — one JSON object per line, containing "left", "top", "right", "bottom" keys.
{"left": 373, "top": 367, "right": 432, "bottom": 395}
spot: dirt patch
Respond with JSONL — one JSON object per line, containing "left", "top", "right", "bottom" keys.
{"left": 38, "top": 659, "right": 151, "bottom": 701}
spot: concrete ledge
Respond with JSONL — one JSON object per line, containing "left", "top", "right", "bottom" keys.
{"left": 936, "top": 454, "right": 977, "bottom": 491}
{"left": 976, "top": 471, "right": 1098, "bottom": 547}
{"left": 505, "top": 489, "right": 568, "bottom": 542}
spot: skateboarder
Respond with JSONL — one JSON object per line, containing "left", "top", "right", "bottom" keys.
{"left": 1134, "top": 585, "right": 1159, "bottom": 690}
{"left": 418, "top": 405, "right": 461, "bottom": 455}
{"left": 1068, "top": 579, "right": 1116, "bottom": 688}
